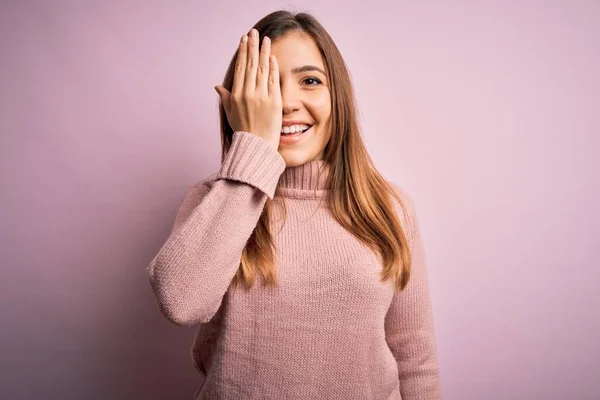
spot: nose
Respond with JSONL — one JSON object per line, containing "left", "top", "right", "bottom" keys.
{"left": 281, "top": 82, "right": 301, "bottom": 114}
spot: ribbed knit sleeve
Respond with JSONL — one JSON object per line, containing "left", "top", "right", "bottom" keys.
{"left": 147, "top": 131, "right": 286, "bottom": 327}
{"left": 384, "top": 188, "right": 442, "bottom": 399}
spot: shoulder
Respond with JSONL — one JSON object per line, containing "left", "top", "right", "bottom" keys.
{"left": 385, "top": 180, "right": 418, "bottom": 241}
{"left": 385, "top": 180, "right": 416, "bottom": 214}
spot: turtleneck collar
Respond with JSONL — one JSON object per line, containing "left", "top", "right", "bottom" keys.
{"left": 276, "top": 159, "right": 331, "bottom": 199}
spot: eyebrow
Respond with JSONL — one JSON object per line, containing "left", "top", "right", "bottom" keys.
{"left": 291, "top": 65, "right": 327, "bottom": 77}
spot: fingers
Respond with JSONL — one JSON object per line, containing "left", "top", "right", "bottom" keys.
{"left": 243, "top": 29, "right": 260, "bottom": 95}
{"left": 268, "top": 55, "right": 280, "bottom": 99}
{"left": 256, "top": 35, "right": 271, "bottom": 95}
{"left": 232, "top": 33, "right": 248, "bottom": 97}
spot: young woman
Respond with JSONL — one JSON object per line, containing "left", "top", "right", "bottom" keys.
{"left": 147, "top": 10, "right": 442, "bottom": 400}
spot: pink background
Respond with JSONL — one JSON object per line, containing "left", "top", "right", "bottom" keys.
{"left": 1, "top": 1, "right": 598, "bottom": 399}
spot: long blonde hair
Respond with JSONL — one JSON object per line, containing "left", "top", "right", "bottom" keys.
{"left": 217, "top": 10, "right": 413, "bottom": 292}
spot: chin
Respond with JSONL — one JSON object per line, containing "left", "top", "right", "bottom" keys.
{"left": 282, "top": 156, "right": 308, "bottom": 168}
{"left": 280, "top": 152, "right": 316, "bottom": 167}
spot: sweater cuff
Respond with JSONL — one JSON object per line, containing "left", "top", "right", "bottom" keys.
{"left": 217, "top": 131, "right": 286, "bottom": 199}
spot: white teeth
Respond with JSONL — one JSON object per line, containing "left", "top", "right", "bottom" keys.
{"left": 281, "top": 124, "right": 311, "bottom": 134}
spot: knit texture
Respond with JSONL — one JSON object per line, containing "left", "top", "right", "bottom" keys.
{"left": 147, "top": 131, "right": 442, "bottom": 399}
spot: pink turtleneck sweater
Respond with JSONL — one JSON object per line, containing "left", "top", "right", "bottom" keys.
{"left": 147, "top": 131, "right": 442, "bottom": 399}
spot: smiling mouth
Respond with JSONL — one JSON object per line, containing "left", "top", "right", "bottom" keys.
{"left": 280, "top": 125, "right": 312, "bottom": 135}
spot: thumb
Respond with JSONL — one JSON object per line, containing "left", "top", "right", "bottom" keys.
{"left": 214, "top": 85, "right": 229, "bottom": 102}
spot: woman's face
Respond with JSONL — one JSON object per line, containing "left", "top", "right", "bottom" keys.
{"left": 270, "top": 31, "right": 332, "bottom": 166}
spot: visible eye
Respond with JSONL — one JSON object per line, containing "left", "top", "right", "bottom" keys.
{"left": 302, "top": 77, "right": 322, "bottom": 86}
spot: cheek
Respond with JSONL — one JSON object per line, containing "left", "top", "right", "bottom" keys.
{"left": 310, "top": 92, "right": 332, "bottom": 122}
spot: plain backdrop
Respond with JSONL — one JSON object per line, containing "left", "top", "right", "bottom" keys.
{"left": 1, "top": 1, "right": 598, "bottom": 399}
